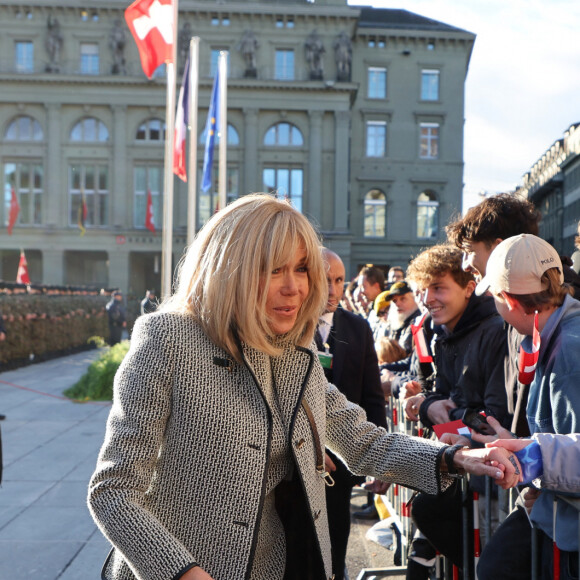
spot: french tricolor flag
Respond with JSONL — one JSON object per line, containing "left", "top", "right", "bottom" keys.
{"left": 173, "top": 57, "right": 189, "bottom": 182}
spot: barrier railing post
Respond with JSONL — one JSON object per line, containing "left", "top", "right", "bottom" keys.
{"left": 461, "top": 476, "right": 473, "bottom": 580}
{"left": 531, "top": 524, "right": 539, "bottom": 580}
{"left": 473, "top": 491, "right": 481, "bottom": 577}
{"left": 484, "top": 475, "right": 492, "bottom": 548}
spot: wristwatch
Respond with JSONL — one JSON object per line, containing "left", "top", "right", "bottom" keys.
{"left": 443, "top": 444, "right": 467, "bottom": 475}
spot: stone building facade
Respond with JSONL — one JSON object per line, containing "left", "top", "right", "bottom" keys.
{"left": 519, "top": 122, "right": 580, "bottom": 256}
{"left": 0, "top": 0, "right": 475, "bottom": 293}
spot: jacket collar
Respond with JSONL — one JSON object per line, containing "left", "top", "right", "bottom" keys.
{"left": 239, "top": 340, "right": 314, "bottom": 426}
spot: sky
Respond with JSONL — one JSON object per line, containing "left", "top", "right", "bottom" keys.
{"left": 348, "top": 0, "right": 580, "bottom": 211}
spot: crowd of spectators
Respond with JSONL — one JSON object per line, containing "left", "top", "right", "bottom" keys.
{"left": 326, "top": 193, "right": 580, "bottom": 580}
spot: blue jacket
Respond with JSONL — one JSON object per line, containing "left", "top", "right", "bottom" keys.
{"left": 526, "top": 294, "right": 580, "bottom": 551}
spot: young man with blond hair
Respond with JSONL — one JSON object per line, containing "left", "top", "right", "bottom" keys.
{"left": 402, "top": 244, "right": 510, "bottom": 579}
{"left": 404, "top": 245, "right": 509, "bottom": 428}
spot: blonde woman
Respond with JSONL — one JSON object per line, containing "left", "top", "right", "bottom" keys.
{"left": 89, "top": 194, "right": 519, "bottom": 580}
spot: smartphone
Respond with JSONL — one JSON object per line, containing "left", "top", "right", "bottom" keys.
{"left": 462, "top": 409, "right": 495, "bottom": 435}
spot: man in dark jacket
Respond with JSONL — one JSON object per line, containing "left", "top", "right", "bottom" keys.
{"left": 140, "top": 289, "right": 158, "bottom": 315}
{"left": 403, "top": 244, "right": 510, "bottom": 579}
{"left": 319, "top": 249, "right": 387, "bottom": 580}
{"left": 445, "top": 192, "right": 541, "bottom": 437}
{"left": 106, "top": 291, "right": 126, "bottom": 346}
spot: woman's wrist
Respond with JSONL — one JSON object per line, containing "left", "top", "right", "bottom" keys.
{"left": 439, "top": 444, "right": 468, "bottom": 475}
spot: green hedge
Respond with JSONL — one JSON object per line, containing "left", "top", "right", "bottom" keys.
{"left": 0, "top": 294, "right": 109, "bottom": 365}
{"left": 64, "top": 341, "right": 130, "bottom": 401}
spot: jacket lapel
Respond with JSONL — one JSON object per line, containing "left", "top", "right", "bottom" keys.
{"left": 271, "top": 345, "right": 313, "bottom": 433}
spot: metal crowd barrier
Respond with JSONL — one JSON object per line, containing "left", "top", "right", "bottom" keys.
{"left": 356, "top": 396, "right": 580, "bottom": 580}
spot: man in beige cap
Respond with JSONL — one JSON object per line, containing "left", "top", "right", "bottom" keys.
{"left": 476, "top": 234, "right": 580, "bottom": 580}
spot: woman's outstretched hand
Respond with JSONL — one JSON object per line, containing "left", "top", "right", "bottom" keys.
{"left": 453, "top": 446, "right": 522, "bottom": 489}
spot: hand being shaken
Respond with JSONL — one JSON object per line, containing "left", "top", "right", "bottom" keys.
{"left": 453, "top": 446, "right": 522, "bottom": 490}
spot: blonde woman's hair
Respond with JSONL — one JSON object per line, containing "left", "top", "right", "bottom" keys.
{"left": 162, "top": 194, "right": 326, "bottom": 360}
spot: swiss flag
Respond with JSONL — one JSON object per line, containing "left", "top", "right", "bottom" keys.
{"left": 7, "top": 187, "right": 20, "bottom": 235}
{"left": 16, "top": 250, "right": 30, "bottom": 285}
{"left": 125, "top": 0, "right": 174, "bottom": 79}
{"left": 145, "top": 190, "right": 156, "bottom": 233}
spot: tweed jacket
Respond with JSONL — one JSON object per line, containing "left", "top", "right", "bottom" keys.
{"left": 88, "top": 312, "right": 451, "bottom": 580}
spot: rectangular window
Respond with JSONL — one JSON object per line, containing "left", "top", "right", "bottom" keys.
{"left": 417, "top": 204, "right": 438, "bottom": 238}
{"left": 421, "top": 69, "right": 440, "bottom": 101}
{"left": 210, "top": 49, "right": 220, "bottom": 77}
{"left": 80, "top": 43, "right": 99, "bottom": 75}
{"left": 4, "top": 162, "right": 43, "bottom": 227}
{"left": 364, "top": 196, "right": 386, "bottom": 238}
{"left": 210, "top": 49, "right": 229, "bottom": 78}
{"left": 368, "top": 67, "right": 387, "bottom": 99}
{"left": 134, "top": 165, "right": 162, "bottom": 229}
{"left": 263, "top": 167, "right": 303, "bottom": 212}
{"left": 275, "top": 50, "right": 294, "bottom": 81}
{"left": 69, "top": 164, "right": 108, "bottom": 227}
{"left": 15, "top": 41, "right": 34, "bottom": 73}
{"left": 366, "top": 121, "right": 386, "bottom": 157}
{"left": 419, "top": 123, "right": 439, "bottom": 159}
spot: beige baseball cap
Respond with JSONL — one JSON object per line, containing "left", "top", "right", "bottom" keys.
{"left": 475, "top": 234, "right": 563, "bottom": 296}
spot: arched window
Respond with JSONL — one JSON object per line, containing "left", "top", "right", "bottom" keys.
{"left": 5, "top": 115, "right": 43, "bottom": 141}
{"left": 263, "top": 122, "right": 303, "bottom": 146}
{"left": 199, "top": 123, "right": 239, "bottom": 146}
{"left": 136, "top": 118, "right": 166, "bottom": 141}
{"left": 70, "top": 117, "right": 109, "bottom": 142}
{"left": 417, "top": 190, "right": 439, "bottom": 239}
{"left": 364, "top": 189, "right": 386, "bottom": 237}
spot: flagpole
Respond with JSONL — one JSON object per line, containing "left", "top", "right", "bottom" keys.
{"left": 218, "top": 51, "right": 228, "bottom": 211}
{"left": 161, "top": 0, "right": 179, "bottom": 300}
{"left": 187, "top": 37, "right": 200, "bottom": 247}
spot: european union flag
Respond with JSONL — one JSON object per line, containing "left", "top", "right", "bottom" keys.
{"left": 201, "top": 67, "right": 220, "bottom": 192}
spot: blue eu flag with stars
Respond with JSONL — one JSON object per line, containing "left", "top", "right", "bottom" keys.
{"left": 201, "top": 67, "right": 220, "bottom": 192}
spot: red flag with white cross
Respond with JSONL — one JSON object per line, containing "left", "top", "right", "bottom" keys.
{"left": 16, "top": 250, "right": 30, "bottom": 285}
{"left": 125, "top": 0, "right": 174, "bottom": 79}
{"left": 145, "top": 190, "right": 156, "bottom": 233}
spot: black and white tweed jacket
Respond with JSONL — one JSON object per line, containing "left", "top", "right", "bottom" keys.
{"left": 88, "top": 312, "right": 450, "bottom": 580}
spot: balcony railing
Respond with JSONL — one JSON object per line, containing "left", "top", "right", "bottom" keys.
{"left": 0, "top": 58, "right": 331, "bottom": 84}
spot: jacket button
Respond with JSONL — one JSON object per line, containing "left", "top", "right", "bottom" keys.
{"left": 313, "top": 509, "right": 321, "bottom": 520}
{"left": 295, "top": 438, "right": 305, "bottom": 449}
